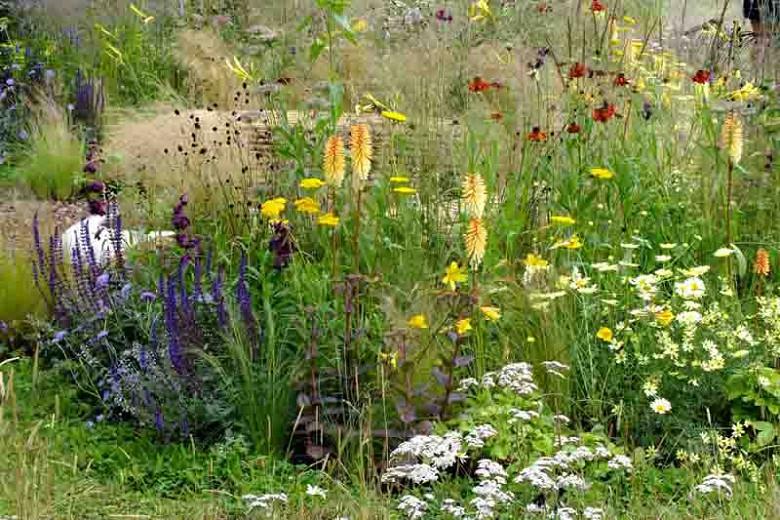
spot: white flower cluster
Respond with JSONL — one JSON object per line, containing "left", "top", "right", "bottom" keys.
{"left": 481, "top": 362, "right": 538, "bottom": 395}
{"left": 508, "top": 407, "right": 540, "bottom": 424}
{"left": 242, "top": 492, "right": 288, "bottom": 511}
{"left": 397, "top": 494, "right": 428, "bottom": 519}
{"left": 470, "top": 459, "right": 514, "bottom": 519}
{"left": 305, "top": 484, "right": 327, "bottom": 498}
{"left": 542, "top": 361, "right": 570, "bottom": 379}
{"left": 465, "top": 424, "right": 498, "bottom": 448}
{"left": 382, "top": 463, "right": 440, "bottom": 484}
{"left": 693, "top": 473, "right": 736, "bottom": 498}
{"left": 384, "top": 432, "right": 465, "bottom": 484}
{"left": 391, "top": 431, "right": 464, "bottom": 468}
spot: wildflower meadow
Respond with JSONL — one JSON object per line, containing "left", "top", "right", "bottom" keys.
{"left": 2, "top": 0, "right": 780, "bottom": 518}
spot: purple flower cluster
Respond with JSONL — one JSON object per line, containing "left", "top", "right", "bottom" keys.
{"left": 172, "top": 194, "right": 199, "bottom": 250}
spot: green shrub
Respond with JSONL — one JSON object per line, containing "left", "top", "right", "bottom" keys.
{"left": 15, "top": 108, "right": 83, "bottom": 200}
{"left": 0, "top": 244, "right": 45, "bottom": 328}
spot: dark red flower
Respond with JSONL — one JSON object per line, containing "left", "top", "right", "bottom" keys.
{"left": 568, "top": 62, "right": 588, "bottom": 79}
{"left": 468, "top": 76, "right": 493, "bottom": 93}
{"left": 536, "top": 2, "right": 551, "bottom": 12}
{"left": 527, "top": 126, "right": 548, "bottom": 142}
{"left": 691, "top": 69, "right": 711, "bottom": 84}
{"left": 435, "top": 8, "right": 453, "bottom": 22}
{"left": 592, "top": 102, "right": 616, "bottom": 122}
{"left": 489, "top": 112, "right": 504, "bottom": 121}
{"left": 613, "top": 73, "right": 629, "bottom": 87}
{"left": 591, "top": 0, "right": 606, "bottom": 12}
{"left": 566, "top": 122, "right": 581, "bottom": 134}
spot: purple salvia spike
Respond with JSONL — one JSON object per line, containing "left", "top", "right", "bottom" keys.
{"left": 164, "top": 275, "right": 185, "bottom": 375}
{"left": 211, "top": 267, "right": 227, "bottom": 329}
{"left": 193, "top": 254, "right": 202, "bottom": 303}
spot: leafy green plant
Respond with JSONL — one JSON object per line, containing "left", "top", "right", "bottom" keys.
{"left": 14, "top": 105, "right": 82, "bottom": 200}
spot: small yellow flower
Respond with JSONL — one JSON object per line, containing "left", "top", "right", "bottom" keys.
{"left": 379, "top": 350, "right": 398, "bottom": 369}
{"left": 455, "top": 318, "right": 472, "bottom": 335}
{"left": 551, "top": 215, "right": 576, "bottom": 225}
{"left": 655, "top": 309, "right": 674, "bottom": 326}
{"left": 393, "top": 186, "right": 417, "bottom": 195}
{"left": 261, "top": 197, "right": 287, "bottom": 220}
{"left": 524, "top": 253, "right": 549, "bottom": 269}
{"left": 552, "top": 235, "right": 583, "bottom": 250}
{"left": 317, "top": 213, "right": 340, "bottom": 227}
{"left": 407, "top": 314, "right": 429, "bottom": 329}
{"left": 294, "top": 197, "right": 320, "bottom": 214}
{"left": 381, "top": 110, "right": 407, "bottom": 122}
{"left": 352, "top": 18, "right": 369, "bottom": 33}
{"left": 442, "top": 261, "right": 467, "bottom": 291}
{"left": 596, "top": 327, "right": 614, "bottom": 342}
{"left": 390, "top": 176, "right": 410, "bottom": 183}
{"left": 300, "top": 178, "right": 325, "bottom": 190}
{"left": 480, "top": 306, "right": 501, "bottom": 321}
{"left": 590, "top": 167, "right": 615, "bottom": 180}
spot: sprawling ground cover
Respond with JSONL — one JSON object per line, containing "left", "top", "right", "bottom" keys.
{"left": 2, "top": 0, "right": 780, "bottom": 518}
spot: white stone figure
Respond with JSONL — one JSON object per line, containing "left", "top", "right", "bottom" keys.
{"left": 61, "top": 215, "right": 175, "bottom": 265}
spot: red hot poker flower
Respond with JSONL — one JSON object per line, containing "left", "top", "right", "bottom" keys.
{"left": 691, "top": 69, "right": 711, "bottom": 84}
{"left": 568, "top": 62, "right": 588, "bottom": 79}
{"left": 527, "top": 126, "right": 548, "bottom": 142}
{"left": 592, "top": 102, "right": 616, "bottom": 122}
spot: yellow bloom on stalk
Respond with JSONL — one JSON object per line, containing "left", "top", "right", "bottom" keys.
{"left": 462, "top": 173, "right": 487, "bottom": 218}
{"left": 390, "top": 176, "right": 410, "bottom": 183}
{"left": 393, "top": 186, "right": 417, "bottom": 195}
{"left": 442, "top": 261, "right": 467, "bottom": 290}
{"left": 468, "top": 0, "right": 491, "bottom": 22}
{"left": 729, "top": 82, "right": 760, "bottom": 102}
{"left": 590, "top": 167, "right": 615, "bottom": 180}
{"left": 455, "top": 318, "right": 472, "bottom": 335}
{"left": 317, "top": 213, "right": 340, "bottom": 227}
{"left": 407, "top": 314, "right": 429, "bottom": 329}
{"left": 294, "top": 197, "right": 320, "bottom": 214}
{"left": 552, "top": 235, "right": 583, "bottom": 250}
{"left": 300, "top": 177, "right": 325, "bottom": 190}
{"left": 720, "top": 111, "right": 743, "bottom": 165}
{"left": 480, "top": 306, "right": 501, "bottom": 321}
{"left": 350, "top": 124, "right": 373, "bottom": 181}
{"left": 261, "top": 197, "right": 287, "bottom": 220}
{"left": 596, "top": 327, "right": 614, "bottom": 342}
{"left": 323, "top": 135, "right": 346, "bottom": 187}
{"left": 524, "top": 253, "right": 549, "bottom": 269}
{"left": 381, "top": 110, "right": 407, "bottom": 123}
{"left": 465, "top": 217, "right": 488, "bottom": 268}
{"left": 551, "top": 215, "right": 576, "bottom": 226}
{"left": 655, "top": 309, "right": 674, "bottom": 327}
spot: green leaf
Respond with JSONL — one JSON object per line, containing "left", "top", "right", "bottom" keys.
{"left": 309, "top": 38, "right": 326, "bottom": 63}
{"left": 333, "top": 14, "right": 357, "bottom": 44}
{"left": 754, "top": 421, "right": 775, "bottom": 447}
{"left": 730, "top": 243, "right": 747, "bottom": 277}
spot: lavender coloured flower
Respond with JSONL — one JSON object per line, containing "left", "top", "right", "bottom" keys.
{"left": 52, "top": 330, "right": 67, "bottom": 342}
{"left": 154, "top": 408, "right": 164, "bottom": 432}
{"left": 237, "top": 253, "right": 258, "bottom": 343}
{"left": 140, "top": 291, "right": 157, "bottom": 302}
{"left": 211, "top": 267, "right": 228, "bottom": 328}
{"left": 95, "top": 272, "right": 110, "bottom": 290}
{"left": 164, "top": 275, "right": 186, "bottom": 375}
